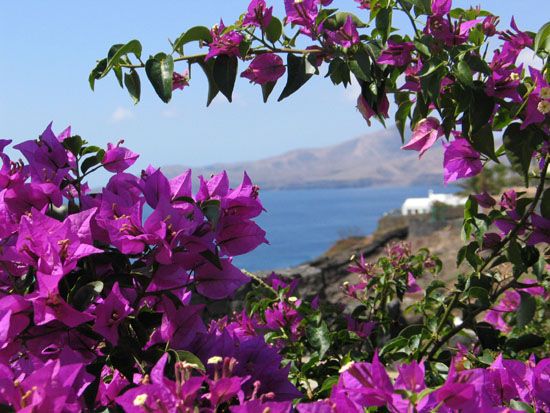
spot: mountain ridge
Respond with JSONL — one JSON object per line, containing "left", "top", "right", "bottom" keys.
{"left": 162, "top": 127, "right": 444, "bottom": 190}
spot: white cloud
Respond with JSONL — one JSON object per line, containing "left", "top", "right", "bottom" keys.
{"left": 160, "top": 108, "right": 182, "bottom": 119}
{"left": 111, "top": 106, "right": 134, "bottom": 122}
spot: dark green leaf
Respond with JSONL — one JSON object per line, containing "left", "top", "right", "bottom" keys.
{"left": 455, "top": 61, "right": 473, "bottom": 87}
{"left": 307, "top": 322, "right": 331, "bottom": 359}
{"left": 469, "top": 124, "right": 497, "bottom": 162}
{"left": 261, "top": 81, "right": 276, "bottom": 103}
{"left": 534, "top": 22, "right": 550, "bottom": 56}
{"left": 89, "top": 58, "right": 107, "bottom": 90}
{"left": 541, "top": 188, "right": 550, "bottom": 218}
{"left": 324, "top": 12, "right": 366, "bottom": 31}
{"left": 474, "top": 322, "right": 500, "bottom": 350}
{"left": 81, "top": 155, "right": 100, "bottom": 174}
{"left": 102, "top": 40, "right": 142, "bottom": 79}
{"left": 199, "top": 249, "right": 223, "bottom": 270}
{"left": 173, "top": 26, "right": 213, "bottom": 54}
{"left": 507, "top": 334, "right": 545, "bottom": 353}
{"left": 468, "top": 87, "right": 495, "bottom": 133}
{"left": 70, "top": 281, "right": 103, "bottom": 311}
{"left": 62, "top": 135, "right": 84, "bottom": 156}
{"left": 395, "top": 100, "right": 413, "bottom": 142}
{"left": 503, "top": 123, "right": 544, "bottom": 184}
{"left": 278, "top": 54, "right": 313, "bottom": 101}
{"left": 172, "top": 350, "right": 205, "bottom": 372}
{"left": 375, "top": 8, "right": 392, "bottom": 42}
{"left": 516, "top": 292, "right": 536, "bottom": 328}
{"left": 198, "top": 59, "right": 220, "bottom": 106}
{"left": 266, "top": 17, "right": 283, "bottom": 43}
{"left": 467, "top": 286, "right": 490, "bottom": 308}
{"left": 124, "top": 69, "right": 141, "bottom": 104}
{"left": 213, "top": 55, "right": 238, "bottom": 102}
{"left": 145, "top": 53, "right": 174, "bottom": 103}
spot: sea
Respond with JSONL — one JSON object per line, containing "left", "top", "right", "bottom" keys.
{"left": 232, "top": 185, "right": 455, "bottom": 271}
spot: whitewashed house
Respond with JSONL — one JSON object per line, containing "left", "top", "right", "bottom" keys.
{"left": 401, "top": 190, "right": 466, "bottom": 216}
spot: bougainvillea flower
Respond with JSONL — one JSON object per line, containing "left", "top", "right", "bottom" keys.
{"left": 527, "top": 214, "right": 550, "bottom": 245}
{"left": 217, "top": 215, "right": 268, "bottom": 256}
{"left": 14, "top": 122, "right": 71, "bottom": 186}
{"left": 147, "top": 297, "right": 206, "bottom": 349}
{"left": 285, "top": 0, "right": 318, "bottom": 26}
{"left": 325, "top": 16, "right": 360, "bottom": 48}
{"left": 354, "top": 0, "right": 370, "bottom": 9}
{"left": 431, "top": 0, "right": 451, "bottom": 16}
{"left": 500, "top": 189, "right": 517, "bottom": 210}
{"left": 474, "top": 191, "right": 496, "bottom": 208}
{"left": 93, "top": 283, "right": 132, "bottom": 345}
{"left": 96, "top": 367, "right": 130, "bottom": 407}
{"left": 102, "top": 140, "right": 139, "bottom": 173}
{"left": 265, "top": 301, "right": 303, "bottom": 341}
{"left": 443, "top": 138, "right": 483, "bottom": 184}
{"left": 16, "top": 208, "right": 100, "bottom": 276}
{"left": 485, "top": 66, "right": 523, "bottom": 102}
{"left": 194, "top": 258, "right": 250, "bottom": 299}
{"left": 206, "top": 20, "right": 244, "bottom": 60}
{"left": 357, "top": 93, "right": 390, "bottom": 126}
{"left": 332, "top": 353, "right": 394, "bottom": 408}
{"left": 172, "top": 69, "right": 190, "bottom": 91}
{"left": 231, "top": 400, "right": 293, "bottom": 413}
{"left": 401, "top": 117, "right": 444, "bottom": 158}
{"left": 243, "top": 0, "right": 273, "bottom": 29}
{"left": 484, "top": 290, "right": 521, "bottom": 332}
{"left": 241, "top": 53, "right": 286, "bottom": 85}
{"left": 377, "top": 40, "right": 415, "bottom": 66}
{"left": 522, "top": 67, "right": 550, "bottom": 129}
{"left": 346, "top": 316, "right": 375, "bottom": 339}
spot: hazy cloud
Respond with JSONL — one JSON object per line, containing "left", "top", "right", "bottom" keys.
{"left": 111, "top": 106, "right": 134, "bottom": 122}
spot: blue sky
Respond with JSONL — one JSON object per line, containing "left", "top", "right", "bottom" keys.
{"left": 0, "top": 0, "right": 548, "bottom": 185}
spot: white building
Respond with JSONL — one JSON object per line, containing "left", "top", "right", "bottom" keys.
{"left": 401, "top": 190, "right": 466, "bottom": 216}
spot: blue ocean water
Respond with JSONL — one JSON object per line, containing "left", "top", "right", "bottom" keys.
{"left": 232, "top": 185, "right": 455, "bottom": 271}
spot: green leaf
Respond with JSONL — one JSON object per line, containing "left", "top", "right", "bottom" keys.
{"left": 70, "top": 281, "right": 103, "bottom": 311}
{"left": 324, "top": 12, "right": 366, "bottom": 31}
{"left": 261, "top": 81, "right": 276, "bottom": 103}
{"left": 395, "top": 100, "right": 413, "bottom": 142}
{"left": 348, "top": 48, "right": 371, "bottom": 82}
{"left": 507, "top": 334, "right": 545, "bottom": 353}
{"left": 172, "top": 350, "right": 206, "bottom": 372}
{"left": 307, "top": 322, "right": 331, "bottom": 359}
{"left": 199, "top": 249, "right": 223, "bottom": 270}
{"left": 202, "top": 199, "right": 221, "bottom": 228}
{"left": 509, "top": 401, "right": 535, "bottom": 413}
{"left": 173, "top": 26, "right": 213, "bottom": 54}
{"left": 198, "top": 59, "right": 220, "bottom": 106}
{"left": 469, "top": 124, "right": 497, "bottom": 162}
{"left": 89, "top": 58, "right": 107, "bottom": 90}
{"left": 375, "top": 8, "right": 392, "bottom": 42}
{"left": 265, "top": 17, "right": 283, "bottom": 43}
{"left": 467, "top": 286, "right": 490, "bottom": 308}
{"left": 213, "top": 55, "right": 238, "bottom": 102}
{"left": 468, "top": 87, "right": 495, "bottom": 133}
{"left": 503, "top": 123, "right": 544, "bottom": 184}
{"left": 62, "top": 135, "right": 84, "bottom": 156}
{"left": 124, "top": 69, "right": 141, "bottom": 104}
{"left": 145, "top": 53, "right": 174, "bottom": 103}
{"left": 455, "top": 61, "right": 473, "bottom": 87}
{"left": 81, "top": 155, "right": 101, "bottom": 174}
{"left": 102, "top": 40, "right": 142, "bottom": 80}
{"left": 278, "top": 54, "right": 314, "bottom": 101}
{"left": 516, "top": 292, "right": 536, "bottom": 328}
{"left": 541, "top": 188, "right": 550, "bottom": 219}
{"left": 534, "top": 22, "right": 550, "bottom": 56}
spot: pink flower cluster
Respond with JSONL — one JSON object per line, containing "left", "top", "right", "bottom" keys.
{"left": 0, "top": 124, "right": 307, "bottom": 411}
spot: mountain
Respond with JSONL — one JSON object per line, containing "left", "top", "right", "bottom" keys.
{"left": 162, "top": 127, "right": 444, "bottom": 190}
